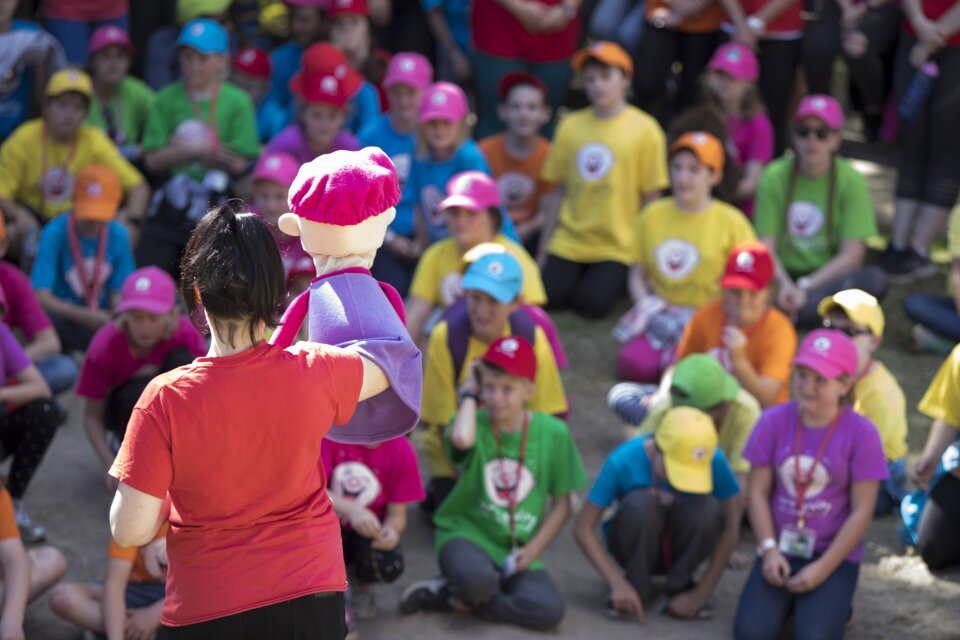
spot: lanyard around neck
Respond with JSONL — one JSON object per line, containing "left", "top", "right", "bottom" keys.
{"left": 67, "top": 214, "right": 109, "bottom": 309}
{"left": 493, "top": 411, "right": 530, "bottom": 548}
{"left": 792, "top": 409, "right": 842, "bottom": 528}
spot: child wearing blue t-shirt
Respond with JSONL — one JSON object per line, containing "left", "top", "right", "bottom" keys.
{"left": 31, "top": 165, "right": 134, "bottom": 352}
{"left": 574, "top": 407, "right": 741, "bottom": 621}
{"left": 361, "top": 52, "right": 434, "bottom": 297}
{"left": 267, "top": 2, "right": 326, "bottom": 111}
{"left": 0, "top": 4, "right": 55, "bottom": 140}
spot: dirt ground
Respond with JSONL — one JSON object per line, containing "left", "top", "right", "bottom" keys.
{"left": 17, "top": 148, "right": 960, "bottom": 639}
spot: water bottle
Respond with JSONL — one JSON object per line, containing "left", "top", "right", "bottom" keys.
{"left": 898, "top": 61, "right": 939, "bottom": 124}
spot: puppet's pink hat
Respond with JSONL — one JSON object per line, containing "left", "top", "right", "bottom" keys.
{"left": 280, "top": 147, "right": 400, "bottom": 256}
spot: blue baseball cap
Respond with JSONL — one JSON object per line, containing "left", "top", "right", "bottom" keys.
{"left": 177, "top": 19, "right": 228, "bottom": 55}
{"left": 461, "top": 253, "right": 523, "bottom": 304}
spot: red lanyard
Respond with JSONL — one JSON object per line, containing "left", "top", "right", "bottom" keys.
{"left": 493, "top": 411, "right": 530, "bottom": 548}
{"left": 792, "top": 410, "right": 842, "bottom": 528}
{"left": 188, "top": 85, "right": 220, "bottom": 147}
{"left": 67, "top": 214, "right": 108, "bottom": 309}
{"left": 39, "top": 125, "right": 79, "bottom": 215}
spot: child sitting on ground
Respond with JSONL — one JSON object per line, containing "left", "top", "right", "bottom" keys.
{"left": 478, "top": 72, "right": 553, "bottom": 254}
{"left": 419, "top": 252, "right": 568, "bottom": 509}
{"left": 50, "top": 523, "right": 168, "bottom": 640}
{"left": 321, "top": 436, "right": 425, "bottom": 631}
{"left": 327, "top": 0, "right": 384, "bottom": 134}
{"left": 401, "top": 337, "right": 586, "bottom": 630}
{"left": 818, "top": 289, "right": 908, "bottom": 515}
{"left": 76, "top": 267, "right": 205, "bottom": 494}
{"left": 231, "top": 47, "right": 289, "bottom": 143}
{"left": 31, "top": 165, "right": 135, "bottom": 353}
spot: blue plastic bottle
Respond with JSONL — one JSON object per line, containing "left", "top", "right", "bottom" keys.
{"left": 898, "top": 61, "right": 940, "bottom": 124}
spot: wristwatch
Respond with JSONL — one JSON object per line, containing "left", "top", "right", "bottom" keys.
{"left": 756, "top": 537, "right": 777, "bottom": 557}
{"left": 746, "top": 15, "right": 766, "bottom": 35}
{"left": 458, "top": 390, "right": 480, "bottom": 405}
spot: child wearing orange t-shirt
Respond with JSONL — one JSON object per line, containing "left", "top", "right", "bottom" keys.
{"left": 50, "top": 524, "right": 168, "bottom": 640}
{"left": 478, "top": 72, "right": 553, "bottom": 254}
{"left": 0, "top": 486, "right": 66, "bottom": 638}
{"left": 676, "top": 241, "right": 796, "bottom": 407}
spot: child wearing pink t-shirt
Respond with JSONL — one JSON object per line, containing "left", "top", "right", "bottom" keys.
{"left": 76, "top": 266, "right": 204, "bottom": 492}
{"left": 249, "top": 152, "right": 314, "bottom": 302}
{"left": 704, "top": 43, "right": 773, "bottom": 219}
{"left": 322, "top": 436, "right": 425, "bottom": 627}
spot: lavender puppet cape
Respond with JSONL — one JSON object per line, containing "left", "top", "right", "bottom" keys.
{"left": 269, "top": 267, "right": 422, "bottom": 443}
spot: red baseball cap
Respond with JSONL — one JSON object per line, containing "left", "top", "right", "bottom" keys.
{"left": 290, "top": 43, "right": 363, "bottom": 105}
{"left": 720, "top": 241, "right": 774, "bottom": 291}
{"left": 328, "top": 0, "right": 368, "bottom": 19}
{"left": 498, "top": 71, "right": 547, "bottom": 100}
{"left": 232, "top": 47, "right": 271, "bottom": 79}
{"left": 483, "top": 336, "right": 536, "bottom": 381}
{"left": 88, "top": 25, "right": 133, "bottom": 56}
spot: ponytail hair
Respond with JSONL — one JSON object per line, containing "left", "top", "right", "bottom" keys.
{"left": 179, "top": 201, "right": 286, "bottom": 348}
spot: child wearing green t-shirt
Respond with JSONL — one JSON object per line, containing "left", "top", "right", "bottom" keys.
{"left": 400, "top": 336, "right": 586, "bottom": 630}
{"left": 754, "top": 95, "right": 887, "bottom": 327}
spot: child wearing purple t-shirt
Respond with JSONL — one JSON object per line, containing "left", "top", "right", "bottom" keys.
{"left": 321, "top": 436, "right": 425, "bottom": 629}
{"left": 0, "top": 321, "right": 60, "bottom": 543}
{"left": 76, "top": 267, "right": 205, "bottom": 493}
{"left": 734, "top": 329, "right": 888, "bottom": 640}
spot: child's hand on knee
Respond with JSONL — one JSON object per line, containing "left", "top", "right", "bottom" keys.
{"left": 372, "top": 526, "right": 399, "bottom": 551}
{"left": 349, "top": 508, "right": 382, "bottom": 539}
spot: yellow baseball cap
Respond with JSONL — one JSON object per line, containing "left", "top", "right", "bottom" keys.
{"left": 654, "top": 406, "right": 717, "bottom": 494}
{"left": 817, "top": 289, "right": 884, "bottom": 336}
{"left": 670, "top": 130, "right": 725, "bottom": 173}
{"left": 45, "top": 68, "right": 93, "bottom": 100}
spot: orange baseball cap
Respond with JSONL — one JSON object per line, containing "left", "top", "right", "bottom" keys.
{"left": 571, "top": 41, "right": 633, "bottom": 77}
{"left": 73, "top": 165, "right": 122, "bottom": 222}
{"left": 670, "top": 131, "right": 725, "bottom": 173}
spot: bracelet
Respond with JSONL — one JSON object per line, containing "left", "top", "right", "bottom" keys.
{"left": 458, "top": 390, "right": 480, "bottom": 405}
{"left": 756, "top": 537, "right": 777, "bottom": 557}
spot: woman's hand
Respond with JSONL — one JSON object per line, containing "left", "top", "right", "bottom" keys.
{"left": 786, "top": 559, "right": 829, "bottom": 593}
{"left": 761, "top": 549, "right": 791, "bottom": 587}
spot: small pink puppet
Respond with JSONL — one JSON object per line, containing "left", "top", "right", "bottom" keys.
{"left": 269, "top": 147, "right": 422, "bottom": 443}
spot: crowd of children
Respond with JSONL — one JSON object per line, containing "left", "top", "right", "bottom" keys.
{"left": 0, "top": 0, "right": 956, "bottom": 637}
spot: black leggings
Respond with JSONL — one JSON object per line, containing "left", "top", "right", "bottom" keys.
{"left": 894, "top": 37, "right": 960, "bottom": 208}
{"left": 757, "top": 37, "right": 804, "bottom": 156}
{"left": 917, "top": 474, "right": 960, "bottom": 571}
{"left": 160, "top": 592, "right": 346, "bottom": 640}
{"left": 0, "top": 399, "right": 60, "bottom": 500}
{"left": 633, "top": 23, "right": 721, "bottom": 122}
{"left": 803, "top": 1, "right": 902, "bottom": 112}
{"left": 104, "top": 348, "right": 196, "bottom": 441}
{"left": 542, "top": 255, "right": 628, "bottom": 319}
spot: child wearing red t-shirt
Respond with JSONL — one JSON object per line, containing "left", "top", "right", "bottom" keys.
{"left": 76, "top": 266, "right": 205, "bottom": 492}
{"left": 322, "top": 437, "right": 425, "bottom": 630}
{"left": 50, "top": 524, "right": 168, "bottom": 640}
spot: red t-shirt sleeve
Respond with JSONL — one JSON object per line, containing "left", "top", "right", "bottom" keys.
{"left": 110, "top": 405, "right": 173, "bottom": 499}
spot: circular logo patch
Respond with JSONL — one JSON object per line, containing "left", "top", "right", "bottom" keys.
{"left": 86, "top": 182, "right": 102, "bottom": 198}
{"left": 811, "top": 97, "right": 827, "bottom": 111}
{"left": 735, "top": 251, "right": 755, "bottom": 271}
{"left": 266, "top": 156, "right": 281, "bottom": 170}
{"left": 499, "top": 338, "right": 519, "bottom": 353}
{"left": 576, "top": 143, "right": 614, "bottom": 181}
{"left": 692, "top": 446, "right": 707, "bottom": 461}
{"left": 189, "top": 23, "right": 204, "bottom": 36}
{"left": 654, "top": 239, "right": 701, "bottom": 280}
{"left": 787, "top": 201, "right": 825, "bottom": 238}
{"left": 399, "top": 58, "right": 415, "bottom": 72}
{"left": 319, "top": 75, "right": 338, "bottom": 94}
{"left": 135, "top": 277, "right": 151, "bottom": 292}
{"left": 813, "top": 336, "right": 831, "bottom": 352}
{"left": 430, "top": 91, "right": 447, "bottom": 106}
{"left": 487, "top": 260, "right": 505, "bottom": 276}
{"left": 239, "top": 49, "right": 256, "bottom": 64}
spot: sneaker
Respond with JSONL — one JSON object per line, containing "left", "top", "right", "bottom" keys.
{"left": 350, "top": 584, "right": 377, "bottom": 619}
{"left": 883, "top": 247, "right": 937, "bottom": 282}
{"left": 13, "top": 501, "right": 45, "bottom": 544}
{"left": 399, "top": 577, "right": 453, "bottom": 614}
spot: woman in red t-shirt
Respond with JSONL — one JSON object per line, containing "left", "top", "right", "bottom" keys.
{"left": 108, "top": 204, "right": 392, "bottom": 639}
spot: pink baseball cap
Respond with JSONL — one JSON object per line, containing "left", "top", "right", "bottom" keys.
{"left": 707, "top": 43, "right": 758, "bottom": 82}
{"left": 116, "top": 267, "right": 176, "bottom": 315}
{"left": 251, "top": 152, "right": 300, "bottom": 188}
{"left": 439, "top": 171, "right": 500, "bottom": 212}
{"left": 288, "top": 146, "right": 400, "bottom": 225}
{"left": 383, "top": 52, "right": 433, "bottom": 90}
{"left": 88, "top": 25, "right": 133, "bottom": 56}
{"left": 419, "top": 81, "right": 468, "bottom": 123}
{"left": 793, "top": 329, "right": 858, "bottom": 379}
{"left": 794, "top": 94, "right": 844, "bottom": 130}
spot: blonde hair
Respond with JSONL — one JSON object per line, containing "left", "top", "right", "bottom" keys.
{"left": 116, "top": 309, "right": 178, "bottom": 343}
{"left": 415, "top": 118, "right": 471, "bottom": 161}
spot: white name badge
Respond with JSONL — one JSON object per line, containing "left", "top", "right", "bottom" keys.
{"left": 779, "top": 525, "right": 816, "bottom": 560}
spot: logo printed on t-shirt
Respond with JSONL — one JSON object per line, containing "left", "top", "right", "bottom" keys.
{"left": 329, "top": 460, "right": 382, "bottom": 507}
{"left": 576, "top": 143, "right": 614, "bottom": 181}
{"left": 483, "top": 458, "right": 535, "bottom": 508}
{"left": 654, "top": 239, "right": 701, "bottom": 279}
{"left": 39, "top": 167, "right": 75, "bottom": 204}
{"left": 787, "top": 201, "right": 825, "bottom": 238}
{"left": 498, "top": 171, "right": 535, "bottom": 210}
{"left": 65, "top": 258, "right": 114, "bottom": 301}
{"left": 778, "top": 454, "right": 831, "bottom": 502}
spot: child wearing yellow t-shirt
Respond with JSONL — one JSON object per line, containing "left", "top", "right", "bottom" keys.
{"left": 539, "top": 42, "right": 668, "bottom": 319}
{"left": 616, "top": 131, "right": 755, "bottom": 383}
{"left": 818, "top": 289, "right": 909, "bottom": 516}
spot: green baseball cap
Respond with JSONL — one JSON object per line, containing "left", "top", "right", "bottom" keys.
{"left": 670, "top": 354, "right": 740, "bottom": 410}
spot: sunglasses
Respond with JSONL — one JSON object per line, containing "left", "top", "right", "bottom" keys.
{"left": 822, "top": 321, "right": 872, "bottom": 338}
{"left": 794, "top": 124, "right": 834, "bottom": 141}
